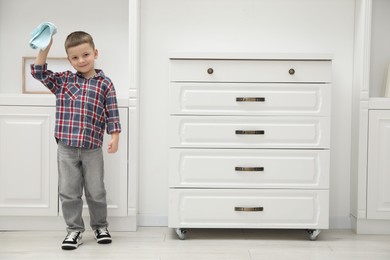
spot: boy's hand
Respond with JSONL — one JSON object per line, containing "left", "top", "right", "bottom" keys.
{"left": 108, "top": 132, "right": 119, "bottom": 153}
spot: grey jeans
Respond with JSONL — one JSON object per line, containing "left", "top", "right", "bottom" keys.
{"left": 58, "top": 141, "right": 108, "bottom": 232}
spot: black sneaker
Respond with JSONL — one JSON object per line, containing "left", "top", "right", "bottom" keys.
{"left": 61, "top": 231, "right": 83, "bottom": 250}
{"left": 94, "top": 227, "right": 112, "bottom": 244}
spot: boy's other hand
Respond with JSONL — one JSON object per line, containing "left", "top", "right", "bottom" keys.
{"left": 108, "top": 132, "right": 119, "bottom": 153}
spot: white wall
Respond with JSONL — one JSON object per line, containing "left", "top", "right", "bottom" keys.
{"left": 0, "top": 0, "right": 356, "bottom": 229}
{"left": 0, "top": 0, "right": 129, "bottom": 97}
{"left": 139, "top": 0, "right": 356, "bottom": 228}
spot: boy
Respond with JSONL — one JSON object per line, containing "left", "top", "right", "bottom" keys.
{"left": 31, "top": 31, "right": 121, "bottom": 250}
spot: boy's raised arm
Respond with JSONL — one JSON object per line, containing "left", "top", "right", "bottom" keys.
{"left": 34, "top": 38, "right": 53, "bottom": 65}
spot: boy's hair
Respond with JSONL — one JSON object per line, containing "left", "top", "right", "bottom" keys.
{"left": 65, "top": 31, "right": 95, "bottom": 53}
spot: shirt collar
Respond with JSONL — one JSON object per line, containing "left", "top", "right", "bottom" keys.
{"left": 76, "top": 69, "right": 105, "bottom": 79}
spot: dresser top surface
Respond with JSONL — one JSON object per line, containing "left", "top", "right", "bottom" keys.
{"left": 169, "top": 52, "right": 333, "bottom": 61}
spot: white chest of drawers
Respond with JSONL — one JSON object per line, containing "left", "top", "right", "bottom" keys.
{"left": 168, "top": 54, "right": 332, "bottom": 240}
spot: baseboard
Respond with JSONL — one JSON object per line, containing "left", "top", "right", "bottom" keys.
{"left": 350, "top": 214, "right": 390, "bottom": 234}
{"left": 329, "top": 216, "right": 352, "bottom": 229}
{"left": 0, "top": 216, "right": 137, "bottom": 231}
{"left": 0, "top": 214, "right": 356, "bottom": 231}
{"left": 137, "top": 214, "right": 168, "bottom": 227}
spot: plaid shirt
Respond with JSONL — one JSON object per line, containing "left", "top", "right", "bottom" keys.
{"left": 31, "top": 64, "right": 121, "bottom": 149}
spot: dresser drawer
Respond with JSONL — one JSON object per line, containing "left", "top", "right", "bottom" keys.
{"left": 169, "top": 149, "right": 329, "bottom": 189}
{"left": 169, "top": 116, "right": 330, "bottom": 148}
{"left": 170, "top": 59, "right": 331, "bottom": 83}
{"left": 170, "top": 82, "right": 331, "bottom": 116}
{"left": 169, "top": 189, "right": 329, "bottom": 229}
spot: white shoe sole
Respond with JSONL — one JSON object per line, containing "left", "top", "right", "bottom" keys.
{"left": 62, "top": 239, "right": 83, "bottom": 250}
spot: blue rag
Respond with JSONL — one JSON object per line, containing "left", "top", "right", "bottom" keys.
{"left": 29, "top": 22, "right": 57, "bottom": 50}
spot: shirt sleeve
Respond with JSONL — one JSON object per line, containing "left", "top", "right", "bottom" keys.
{"left": 30, "top": 63, "right": 66, "bottom": 94}
{"left": 105, "top": 83, "right": 122, "bottom": 134}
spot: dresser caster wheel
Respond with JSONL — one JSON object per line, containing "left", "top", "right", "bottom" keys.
{"left": 175, "top": 228, "right": 188, "bottom": 240}
{"left": 307, "top": 229, "right": 320, "bottom": 241}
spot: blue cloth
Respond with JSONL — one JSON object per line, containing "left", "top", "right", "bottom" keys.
{"left": 29, "top": 22, "right": 57, "bottom": 50}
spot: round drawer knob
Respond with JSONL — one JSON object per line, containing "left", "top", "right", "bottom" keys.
{"left": 288, "top": 68, "right": 295, "bottom": 75}
{"left": 207, "top": 68, "right": 214, "bottom": 74}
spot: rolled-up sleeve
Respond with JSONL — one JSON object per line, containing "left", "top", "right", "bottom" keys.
{"left": 30, "top": 63, "right": 65, "bottom": 94}
{"left": 105, "top": 84, "right": 121, "bottom": 134}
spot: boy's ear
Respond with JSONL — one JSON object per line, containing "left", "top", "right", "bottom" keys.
{"left": 94, "top": 49, "right": 98, "bottom": 59}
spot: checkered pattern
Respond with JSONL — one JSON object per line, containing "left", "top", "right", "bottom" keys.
{"left": 31, "top": 64, "right": 121, "bottom": 149}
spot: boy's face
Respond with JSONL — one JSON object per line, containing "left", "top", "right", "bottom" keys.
{"left": 67, "top": 43, "right": 98, "bottom": 79}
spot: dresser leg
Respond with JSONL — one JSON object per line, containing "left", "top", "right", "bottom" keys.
{"left": 175, "top": 228, "right": 188, "bottom": 240}
{"left": 307, "top": 229, "right": 321, "bottom": 241}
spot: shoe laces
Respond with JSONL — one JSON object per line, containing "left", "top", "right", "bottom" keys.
{"left": 97, "top": 228, "right": 108, "bottom": 235}
{"left": 65, "top": 231, "right": 80, "bottom": 241}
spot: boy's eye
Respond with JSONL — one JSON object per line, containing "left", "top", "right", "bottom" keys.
{"left": 72, "top": 57, "right": 78, "bottom": 60}
{"left": 84, "top": 53, "right": 90, "bottom": 57}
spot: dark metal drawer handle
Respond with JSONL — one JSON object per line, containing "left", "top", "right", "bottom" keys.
{"left": 289, "top": 68, "right": 295, "bottom": 75}
{"left": 207, "top": 68, "right": 214, "bottom": 74}
{"left": 235, "top": 130, "right": 265, "bottom": 135}
{"left": 236, "top": 97, "right": 265, "bottom": 102}
{"left": 235, "top": 207, "right": 264, "bottom": 212}
{"left": 235, "top": 167, "right": 264, "bottom": 172}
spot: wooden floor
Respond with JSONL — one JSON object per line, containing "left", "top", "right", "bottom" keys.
{"left": 0, "top": 227, "right": 390, "bottom": 259}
